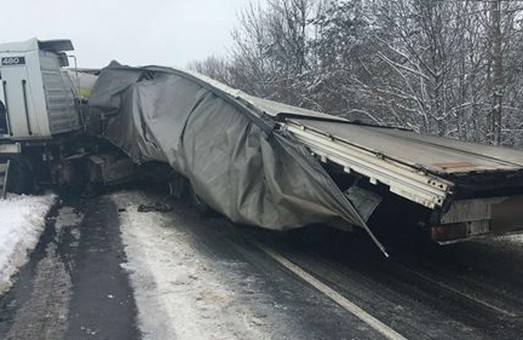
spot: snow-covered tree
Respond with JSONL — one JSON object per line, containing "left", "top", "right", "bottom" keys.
{"left": 189, "top": 0, "right": 523, "bottom": 148}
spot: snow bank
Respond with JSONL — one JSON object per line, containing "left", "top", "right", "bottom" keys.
{"left": 506, "top": 234, "right": 523, "bottom": 243}
{"left": 0, "top": 193, "right": 56, "bottom": 295}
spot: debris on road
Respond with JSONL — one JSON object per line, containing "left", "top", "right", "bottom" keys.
{"left": 137, "top": 203, "right": 173, "bottom": 213}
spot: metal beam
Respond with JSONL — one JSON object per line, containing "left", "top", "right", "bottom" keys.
{"left": 284, "top": 121, "right": 452, "bottom": 209}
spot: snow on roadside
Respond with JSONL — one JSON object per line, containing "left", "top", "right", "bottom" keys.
{"left": 112, "top": 191, "right": 271, "bottom": 340}
{"left": 499, "top": 234, "right": 523, "bottom": 244}
{"left": 0, "top": 193, "right": 56, "bottom": 295}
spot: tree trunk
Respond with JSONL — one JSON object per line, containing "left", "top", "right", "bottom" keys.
{"left": 490, "top": 0, "right": 503, "bottom": 145}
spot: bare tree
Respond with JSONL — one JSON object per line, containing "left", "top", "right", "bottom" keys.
{"left": 190, "top": 0, "right": 523, "bottom": 148}
{"left": 187, "top": 55, "right": 233, "bottom": 85}
{"left": 490, "top": 0, "right": 503, "bottom": 145}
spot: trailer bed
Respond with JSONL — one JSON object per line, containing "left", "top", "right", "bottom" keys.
{"left": 286, "top": 118, "right": 523, "bottom": 175}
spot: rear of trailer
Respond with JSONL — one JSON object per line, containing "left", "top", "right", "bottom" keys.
{"left": 282, "top": 117, "right": 523, "bottom": 243}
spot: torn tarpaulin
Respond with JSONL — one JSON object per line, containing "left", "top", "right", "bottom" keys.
{"left": 89, "top": 63, "right": 372, "bottom": 232}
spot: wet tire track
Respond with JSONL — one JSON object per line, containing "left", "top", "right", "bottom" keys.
{"left": 65, "top": 197, "right": 141, "bottom": 340}
{"left": 0, "top": 196, "right": 141, "bottom": 340}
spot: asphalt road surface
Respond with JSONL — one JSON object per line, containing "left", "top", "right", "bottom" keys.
{"left": 0, "top": 187, "right": 522, "bottom": 339}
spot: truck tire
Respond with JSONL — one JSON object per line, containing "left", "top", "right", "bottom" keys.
{"left": 5, "top": 157, "right": 35, "bottom": 194}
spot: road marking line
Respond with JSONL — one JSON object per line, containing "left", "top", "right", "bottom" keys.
{"left": 393, "top": 263, "right": 516, "bottom": 317}
{"left": 252, "top": 241, "right": 407, "bottom": 340}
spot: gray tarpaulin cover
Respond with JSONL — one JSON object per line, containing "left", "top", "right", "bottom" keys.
{"left": 89, "top": 63, "right": 365, "bottom": 230}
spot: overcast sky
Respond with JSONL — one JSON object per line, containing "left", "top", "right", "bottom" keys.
{"left": 0, "top": 0, "right": 254, "bottom": 68}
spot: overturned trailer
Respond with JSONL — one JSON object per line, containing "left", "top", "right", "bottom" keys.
{"left": 89, "top": 63, "right": 523, "bottom": 252}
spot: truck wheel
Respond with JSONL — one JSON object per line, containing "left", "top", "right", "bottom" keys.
{"left": 189, "top": 185, "right": 214, "bottom": 217}
{"left": 6, "top": 158, "right": 35, "bottom": 194}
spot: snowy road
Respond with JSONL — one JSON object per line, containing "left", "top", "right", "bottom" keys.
{"left": 1, "top": 188, "right": 523, "bottom": 339}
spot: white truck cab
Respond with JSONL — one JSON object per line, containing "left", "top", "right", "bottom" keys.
{"left": 0, "top": 38, "right": 79, "bottom": 141}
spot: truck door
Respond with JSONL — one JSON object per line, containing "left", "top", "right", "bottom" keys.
{"left": 0, "top": 74, "right": 11, "bottom": 137}
{"left": 0, "top": 55, "right": 34, "bottom": 139}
